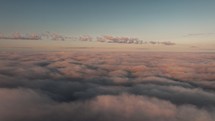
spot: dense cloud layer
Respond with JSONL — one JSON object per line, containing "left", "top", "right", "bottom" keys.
{"left": 0, "top": 51, "right": 214, "bottom": 121}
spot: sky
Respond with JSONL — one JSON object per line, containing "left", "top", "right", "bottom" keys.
{"left": 0, "top": 0, "right": 215, "bottom": 51}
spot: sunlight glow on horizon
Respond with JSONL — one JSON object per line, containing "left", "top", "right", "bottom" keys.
{"left": 0, "top": 0, "right": 214, "bottom": 51}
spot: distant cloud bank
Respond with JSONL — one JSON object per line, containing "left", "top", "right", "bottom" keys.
{"left": 184, "top": 32, "right": 215, "bottom": 37}
{"left": 0, "top": 32, "right": 175, "bottom": 45}
{"left": 0, "top": 32, "right": 41, "bottom": 40}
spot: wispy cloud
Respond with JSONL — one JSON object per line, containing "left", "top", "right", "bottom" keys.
{"left": 184, "top": 32, "right": 215, "bottom": 37}
{"left": 0, "top": 32, "right": 176, "bottom": 46}
{"left": 0, "top": 32, "right": 41, "bottom": 40}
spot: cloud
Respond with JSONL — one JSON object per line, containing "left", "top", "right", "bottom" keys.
{"left": 98, "top": 35, "right": 142, "bottom": 44}
{"left": 184, "top": 33, "right": 215, "bottom": 37}
{"left": 160, "top": 41, "right": 176, "bottom": 45}
{"left": 79, "top": 35, "right": 93, "bottom": 41}
{"left": 41, "top": 31, "right": 65, "bottom": 41}
{"left": 0, "top": 51, "right": 214, "bottom": 121}
{"left": 0, "top": 32, "right": 176, "bottom": 45}
{"left": 0, "top": 90, "right": 214, "bottom": 121}
{"left": 148, "top": 41, "right": 175, "bottom": 45}
{"left": 0, "top": 32, "right": 41, "bottom": 40}
{"left": 96, "top": 35, "right": 175, "bottom": 45}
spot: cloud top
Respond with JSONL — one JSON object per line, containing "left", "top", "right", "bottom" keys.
{"left": 0, "top": 51, "right": 214, "bottom": 121}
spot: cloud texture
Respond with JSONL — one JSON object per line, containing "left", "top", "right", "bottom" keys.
{"left": 0, "top": 51, "right": 214, "bottom": 121}
{"left": 0, "top": 32, "right": 175, "bottom": 45}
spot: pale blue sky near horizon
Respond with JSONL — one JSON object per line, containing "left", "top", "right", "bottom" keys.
{"left": 0, "top": 0, "right": 215, "bottom": 47}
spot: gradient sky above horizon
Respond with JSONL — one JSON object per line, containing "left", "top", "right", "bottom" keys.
{"left": 0, "top": 0, "right": 215, "bottom": 50}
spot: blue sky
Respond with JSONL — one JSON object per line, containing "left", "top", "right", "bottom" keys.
{"left": 0, "top": 0, "right": 215, "bottom": 50}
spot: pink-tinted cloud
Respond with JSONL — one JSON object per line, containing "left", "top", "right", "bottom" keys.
{"left": 0, "top": 32, "right": 176, "bottom": 45}
{"left": 0, "top": 51, "right": 214, "bottom": 121}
